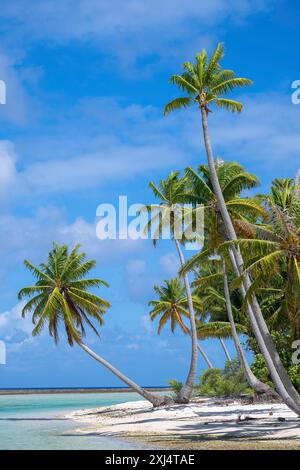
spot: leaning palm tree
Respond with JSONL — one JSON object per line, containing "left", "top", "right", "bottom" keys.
{"left": 180, "top": 162, "right": 273, "bottom": 395}
{"left": 142, "top": 172, "right": 205, "bottom": 402}
{"left": 234, "top": 197, "right": 300, "bottom": 339}
{"left": 164, "top": 43, "right": 300, "bottom": 413}
{"left": 149, "top": 278, "right": 213, "bottom": 369}
{"left": 18, "top": 243, "right": 171, "bottom": 407}
{"left": 194, "top": 258, "right": 277, "bottom": 397}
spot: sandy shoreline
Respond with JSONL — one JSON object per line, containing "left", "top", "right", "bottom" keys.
{"left": 66, "top": 398, "right": 300, "bottom": 450}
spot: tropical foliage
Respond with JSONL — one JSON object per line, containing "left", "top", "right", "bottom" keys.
{"left": 196, "top": 360, "right": 251, "bottom": 398}
{"left": 18, "top": 243, "right": 171, "bottom": 407}
{"left": 164, "top": 42, "right": 252, "bottom": 116}
{"left": 18, "top": 243, "right": 110, "bottom": 345}
{"left": 19, "top": 43, "right": 300, "bottom": 409}
{"left": 164, "top": 42, "right": 300, "bottom": 411}
{"left": 149, "top": 278, "right": 202, "bottom": 335}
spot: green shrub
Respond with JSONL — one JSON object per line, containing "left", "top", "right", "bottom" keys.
{"left": 250, "top": 331, "right": 300, "bottom": 392}
{"left": 167, "top": 379, "right": 183, "bottom": 399}
{"left": 287, "top": 364, "right": 300, "bottom": 391}
{"left": 195, "top": 360, "right": 252, "bottom": 398}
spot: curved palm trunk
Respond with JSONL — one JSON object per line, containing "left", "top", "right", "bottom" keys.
{"left": 79, "top": 343, "right": 172, "bottom": 407}
{"left": 201, "top": 106, "right": 300, "bottom": 414}
{"left": 228, "top": 229, "right": 299, "bottom": 408}
{"left": 174, "top": 239, "right": 199, "bottom": 402}
{"left": 222, "top": 257, "right": 277, "bottom": 397}
{"left": 219, "top": 338, "right": 231, "bottom": 362}
{"left": 197, "top": 343, "right": 213, "bottom": 368}
{"left": 175, "top": 312, "right": 213, "bottom": 369}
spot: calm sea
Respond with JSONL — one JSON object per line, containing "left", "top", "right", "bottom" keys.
{"left": 0, "top": 391, "right": 147, "bottom": 450}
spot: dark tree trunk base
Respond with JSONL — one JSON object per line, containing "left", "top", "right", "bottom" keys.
{"left": 174, "top": 396, "right": 190, "bottom": 405}
{"left": 245, "top": 390, "right": 281, "bottom": 404}
{"left": 151, "top": 395, "right": 174, "bottom": 408}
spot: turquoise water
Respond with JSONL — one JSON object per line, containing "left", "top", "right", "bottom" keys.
{"left": 0, "top": 392, "right": 147, "bottom": 450}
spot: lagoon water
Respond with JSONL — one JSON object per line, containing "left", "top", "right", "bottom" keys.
{"left": 0, "top": 392, "right": 146, "bottom": 450}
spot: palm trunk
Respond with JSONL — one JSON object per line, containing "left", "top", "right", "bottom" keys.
{"left": 197, "top": 343, "right": 213, "bottom": 368}
{"left": 222, "top": 257, "right": 276, "bottom": 396}
{"left": 219, "top": 338, "right": 231, "bottom": 362}
{"left": 201, "top": 106, "right": 300, "bottom": 414}
{"left": 79, "top": 343, "right": 172, "bottom": 407}
{"left": 183, "top": 326, "right": 213, "bottom": 368}
{"left": 174, "top": 239, "right": 198, "bottom": 402}
{"left": 229, "top": 237, "right": 298, "bottom": 408}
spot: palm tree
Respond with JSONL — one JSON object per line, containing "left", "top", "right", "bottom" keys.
{"left": 185, "top": 162, "right": 265, "bottom": 243}
{"left": 234, "top": 180, "right": 300, "bottom": 339}
{"left": 219, "top": 338, "right": 231, "bottom": 362}
{"left": 180, "top": 162, "right": 273, "bottom": 395}
{"left": 18, "top": 243, "right": 171, "bottom": 407}
{"left": 194, "top": 257, "right": 277, "bottom": 396}
{"left": 143, "top": 172, "right": 204, "bottom": 402}
{"left": 149, "top": 278, "right": 213, "bottom": 369}
{"left": 267, "top": 178, "right": 298, "bottom": 211}
{"left": 164, "top": 43, "right": 300, "bottom": 414}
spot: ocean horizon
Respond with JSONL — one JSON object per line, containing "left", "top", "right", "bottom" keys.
{"left": 0, "top": 386, "right": 170, "bottom": 395}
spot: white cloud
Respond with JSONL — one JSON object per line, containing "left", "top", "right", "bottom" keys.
{"left": 140, "top": 315, "right": 154, "bottom": 335}
{"left": 125, "top": 259, "right": 156, "bottom": 302}
{"left": 159, "top": 251, "right": 180, "bottom": 277}
{"left": 0, "top": 1, "right": 270, "bottom": 38}
{"left": 207, "top": 93, "right": 300, "bottom": 174}
{"left": 0, "top": 140, "right": 18, "bottom": 189}
{"left": 126, "top": 343, "right": 139, "bottom": 350}
{"left": 0, "top": 49, "right": 35, "bottom": 124}
{"left": 0, "top": 97, "right": 188, "bottom": 196}
{"left": 125, "top": 253, "right": 183, "bottom": 303}
{"left": 4, "top": 90, "right": 299, "bottom": 199}
{"left": 22, "top": 144, "right": 185, "bottom": 193}
{"left": 0, "top": 0, "right": 272, "bottom": 68}
{"left": 0, "top": 208, "right": 148, "bottom": 271}
{"left": 59, "top": 216, "right": 146, "bottom": 261}
{"left": 0, "top": 303, "right": 33, "bottom": 348}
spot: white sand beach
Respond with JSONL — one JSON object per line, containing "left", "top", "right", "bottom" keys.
{"left": 67, "top": 398, "right": 300, "bottom": 448}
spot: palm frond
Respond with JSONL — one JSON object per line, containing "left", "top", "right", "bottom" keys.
{"left": 211, "top": 77, "right": 253, "bottom": 95}
{"left": 214, "top": 98, "right": 243, "bottom": 113}
{"left": 197, "top": 321, "right": 247, "bottom": 339}
{"left": 164, "top": 97, "right": 193, "bottom": 116}
{"left": 169, "top": 74, "right": 198, "bottom": 95}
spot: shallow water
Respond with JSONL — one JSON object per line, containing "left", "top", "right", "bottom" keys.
{"left": 0, "top": 392, "right": 146, "bottom": 449}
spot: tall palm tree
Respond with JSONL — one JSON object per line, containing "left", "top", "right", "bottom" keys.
{"left": 164, "top": 43, "right": 300, "bottom": 414}
{"left": 143, "top": 172, "right": 203, "bottom": 402}
{"left": 180, "top": 162, "right": 272, "bottom": 395}
{"left": 149, "top": 278, "right": 213, "bottom": 369}
{"left": 18, "top": 243, "right": 171, "bottom": 407}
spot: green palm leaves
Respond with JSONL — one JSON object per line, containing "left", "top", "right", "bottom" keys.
{"left": 180, "top": 162, "right": 265, "bottom": 274}
{"left": 144, "top": 171, "right": 198, "bottom": 245}
{"left": 149, "top": 278, "right": 202, "bottom": 335}
{"left": 232, "top": 178, "right": 300, "bottom": 337}
{"left": 197, "top": 321, "right": 247, "bottom": 340}
{"left": 18, "top": 243, "right": 110, "bottom": 345}
{"left": 164, "top": 43, "right": 252, "bottom": 116}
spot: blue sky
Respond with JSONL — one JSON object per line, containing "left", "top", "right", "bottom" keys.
{"left": 0, "top": 0, "right": 299, "bottom": 388}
